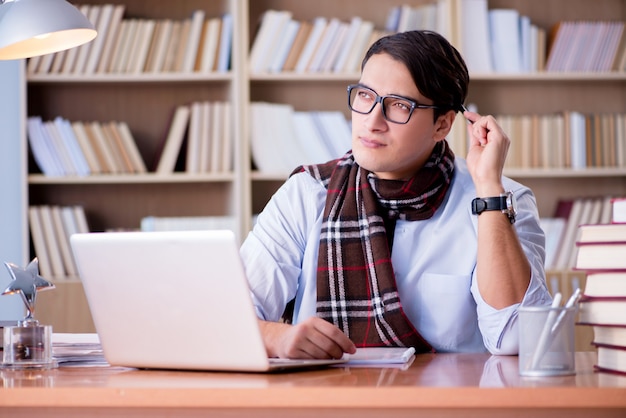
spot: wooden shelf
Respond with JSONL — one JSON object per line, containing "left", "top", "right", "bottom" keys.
{"left": 19, "top": 0, "right": 626, "bottom": 331}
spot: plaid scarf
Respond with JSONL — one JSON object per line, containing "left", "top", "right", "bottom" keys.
{"left": 295, "top": 140, "right": 455, "bottom": 351}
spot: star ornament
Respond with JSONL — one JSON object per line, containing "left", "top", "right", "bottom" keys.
{"left": 2, "top": 258, "right": 55, "bottom": 320}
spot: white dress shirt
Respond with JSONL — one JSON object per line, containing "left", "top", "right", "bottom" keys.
{"left": 240, "top": 158, "right": 551, "bottom": 354}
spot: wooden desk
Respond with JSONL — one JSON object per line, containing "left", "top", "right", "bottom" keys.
{"left": 0, "top": 352, "right": 624, "bottom": 418}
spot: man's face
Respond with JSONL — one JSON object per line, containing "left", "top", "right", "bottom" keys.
{"left": 351, "top": 53, "right": 452, "bottom": 180}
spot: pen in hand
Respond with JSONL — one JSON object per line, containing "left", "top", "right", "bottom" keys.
{"left": 461, "top": 104, "right": 473, "bottom": 125}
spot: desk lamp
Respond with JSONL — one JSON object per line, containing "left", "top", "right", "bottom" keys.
{"left": 0, "top": 0, "right": 96, "bottom": 60}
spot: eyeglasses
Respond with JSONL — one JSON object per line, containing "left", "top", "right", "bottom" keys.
{"left": 347, "top": 84, "right": 441, "bottom": 124}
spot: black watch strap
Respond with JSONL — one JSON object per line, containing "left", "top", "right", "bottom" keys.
{"left": 471, "top": 196, "right": 507, "bottom": 215}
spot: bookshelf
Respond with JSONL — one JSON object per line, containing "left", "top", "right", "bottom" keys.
{"left": 16, "top": 0, "right": 626, "bottom": 333}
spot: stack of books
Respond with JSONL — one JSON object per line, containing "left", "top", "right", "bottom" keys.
{"left": 575, "top": 197, "right": 626, "bottom": 375}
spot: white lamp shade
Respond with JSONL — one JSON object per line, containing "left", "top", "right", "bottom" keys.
{"left": 0, "top": 0, "right": 97, "bottom": 60}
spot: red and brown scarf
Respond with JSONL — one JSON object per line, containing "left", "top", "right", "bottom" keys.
{"left": 295, "top": 140, "right": 455, "bottom": 352}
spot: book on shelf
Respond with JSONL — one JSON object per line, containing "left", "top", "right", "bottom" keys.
{"left": 140, "top": 216, "right": 237, "bottom": 232}
{"left": 546, "top": 20, "right": 626, "bottom": 72}
{"left": 28, "top": 205, "right": 90, "bottom": 281}
{"left": 155, "top": 105, "right": 191, "bottom": 174}
{"left": 31, "top": 6, "right": 232, "bottom": 76}
{"left": 196, "top": 17, "right": 221, "bottom": 72}
{"left": 268, "top": 19, "right": 301, "bottom": 73}
{"left": 594, "top": 344, "right": 626, "bottom": 375}
{"left": 458, "top": 0, "right": 493, "bottom": 73}
{"left": 544, "top": 196, "right": 613, "bottom": 272}
{"left": 294, "top": 16, "right": 328, "bottom": 73}
{"left": 249, "top": 102, "right": 351, "bottom": 173}
{"left": 28, "top": 207, "right": 53, "bottom": 278}
{"left": 249, "top": 9, "right": 293, "bottom": 73}
{"left": 83, "top": 3, "right": 114, "bottom": 74}
{"left": 28, "top": 116, "right": 147, "bottom": 177}
{"left": 216, "top": 12, "right": 233, "bottom": 72}
{"left": 71, "top": 4, "right": 100, "bottom": 74}
{"left": 181, "top": 9, "right": 206, "bottom": 73}
{"left": 612, "top": 197, "right": 626, "bottom": 224}
{"left": 96, "top": 4, "right": 126, "bottom": 74}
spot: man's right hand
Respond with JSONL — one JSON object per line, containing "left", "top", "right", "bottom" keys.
{"left": 258, "top": 317, "right": 356, "bottom": 359}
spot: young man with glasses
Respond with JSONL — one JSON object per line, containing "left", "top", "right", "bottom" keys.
{"left": 240, "top": 30, "right": 551, "bottom": 359}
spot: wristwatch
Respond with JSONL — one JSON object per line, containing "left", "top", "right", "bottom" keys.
{"left": 471, "top": 191, "right": 517, "bottom": 224}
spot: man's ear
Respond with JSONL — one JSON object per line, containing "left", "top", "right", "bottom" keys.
{"left": 433, "top": 110, "right": 457, "bottom": 141}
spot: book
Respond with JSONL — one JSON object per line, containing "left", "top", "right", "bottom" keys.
{"left": 307, "top": 18, "right": 341, "bottom": 72}
{"left": 72, "top": 121, "right": 105, "bottom": 174}
{"left": 42, "top": 120, "right": 77, "bottom": 176}
{"left": 101, "top": 122, "right": 134, "bottom": 173}
{"left": 216, "top": 12, "right": 233, "bottom": 72}
{"left": 575, "top": 242, "right": 626, "bottom": 270}
{"left": 140, "top": 215, "right": 237, "bottom": 232}
{"left": 332, "top": 16, "right": 363, "bottom": 73}
{"left": 197, "top": 17, "right": 221, "bottom": 72}
{"left": 54, "top": 117, "right": 91, "bottom": 176}
{"left": 578, "top": 297, "right": 626, "bottom": 326}
{"left": 593, "top": 325, "right": 626, "bottom": 348}
{"left": 28, "top": 206, "right": 53, "bottom": 278}
{"left": 577, "top": 222, "right": 626, "bottom": 243}
{"left": 145, "top": 19, "right": 173, "bottom": 73}
{"left": 613, "top": 197, "right": 626, "bottom": 223}
{"left": 88, "top": 121, "right": 122, "bottom": 173}
{"left": 72, "top": 5, "right": 100, "bottom": 74}
{"left": 182, "top": 10, "right": 206, "bottom": 73}
{"left": 155, "top": 105, "right": 191, "bottom": 174}
{"left": 84, "top": 3, "right": 114, "bottom": 74}
{"left": 37, "top": 205, "right": 66, "bottom": 279}
{"left": 595, "top": 344, "right": 626, "bottom": 375}
{"left": 220, "top": 102, "right": 233, "bottom": 172}
{"left": 458, "top": 0, "right": 493, "bottom": 73}
{"left": 129, "top": 19, "right": 156, "bottom": 73}
{"left": 172, "top": 18, "right": 192, "bottom": 72}
{"left": 294, "top": 17, "right": 328, "bottom": 73}
{"left": 50, "top": 205, "right": 78, "bottom": 278}
{"left": 115, "top": 121, "right": 147, "bottom": 174}
{"left": 249, "top": 10, "right": 292, "bottom": 73}
{"left": 209, "top": 102, "right": 225, "bottom": 172}
{"left": 60, "top": 4, "right": 90, "bottom": 73}
{"left": 27, "top": 116, "right": 62, "bottom": 176}
{"left": 185, "top": 101, "right": 203, "bottom": 174}
{"left": 268, "top": 19, "right": 300, "bottom": 73}
{"left": 282, "top": 20, "right": 313, "bottom": 72}
{"left": 488, "top": 9, "right": 523, "bottom": 73}
{"left": 198, "top": 101, "right": 212, "bottom": 173}
{"left": 96, "top": 4, "right": 126, "bottom": 74}
{"left": 583, "top": 270, "right": 626, "bottom": 297}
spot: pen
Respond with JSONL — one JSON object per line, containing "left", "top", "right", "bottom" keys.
{"left": 461, "top": 104, "right": 473, "bottom": 125}
{"left": 550, "top": 287, "right": 581, "bottom": 334}
{"left": 528, "top": 292, "right": 562, "bottom": 370}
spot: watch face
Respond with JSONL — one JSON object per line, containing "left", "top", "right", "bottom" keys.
{"left": 504, "top": 191, "right": 517, "bottom": 223}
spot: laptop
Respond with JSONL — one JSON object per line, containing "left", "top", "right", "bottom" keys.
{"left": 69, "top": 229, "right": 347, "bottom": 372}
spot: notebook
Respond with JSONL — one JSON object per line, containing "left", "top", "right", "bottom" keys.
{"left": 69, "top": 229, "right": 347, "bottom": 372}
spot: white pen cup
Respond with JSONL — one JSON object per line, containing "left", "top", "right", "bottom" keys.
{"left": 518, "top": 305, "right": 577, "bottom": 377}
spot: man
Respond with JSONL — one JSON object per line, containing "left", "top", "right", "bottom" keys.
{"left": 240, "top": 30, "right": 551, "bottom": 358}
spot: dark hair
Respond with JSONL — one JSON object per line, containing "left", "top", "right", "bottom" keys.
{"left": 362, "top": 30, "right": 469, "bottom": 120}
